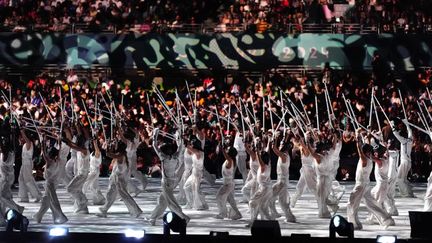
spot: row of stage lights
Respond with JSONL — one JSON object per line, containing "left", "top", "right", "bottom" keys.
{"left": 4, "top": 209, "right": 398, "bottom": 242}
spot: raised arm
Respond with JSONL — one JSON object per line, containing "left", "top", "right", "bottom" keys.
{"left": 41, "top": 135, "right": 53, "bottom": 167}
{"left": 245, "top": 143, "right": 257, "bottom": 161}
{"left": 403, "top": 119, "right": 412, "bottom": 139}
{"left": 356, "top": 134, "right": 368, "bottom": 167}
{"left": 307, "top": 142, "right": 321, "bottom": 164}
{"left": 93, "top": 139, "right": 100, "bottom": 158}
{"left": 271, "top": 140, "right": 288, "bottom": 162}
{"left": 63, "top": 137, "right": 87, "bottom": 155}
{"left": 152, "top": 128, "right": 162, "bottom": 157}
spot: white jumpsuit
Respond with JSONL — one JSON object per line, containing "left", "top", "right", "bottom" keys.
{"left": 394, "top": 128, "right": 415, "bottom": 197}
{"left": 18, "top": 143, "right": 42, "bottom": 202}
{"left": 371, "top": 157, "right": 390, "bottom": 207}
{"left": 385, "top": 150, "right": 399, "bottom": 215}
{"left": 215, "top": 160, "right": 242, "bottom": 220}
{"left": 234, "top": 133, "right": 248, "bottom": 182}
{"left": 98, "top": 157, "right": 142, "bottom": 217}
{"left": 249, "top": 163, "right": 273, "bottom": 223}
{"left": 57, "top": 142, "right": 72, "bottom": 186}
{"left": 424, "top": 171, "right": 432, "bottom": 211}
{"left": 241, "top": 156, "right": 259, "bottom": 202}
{"left": 0, "top": 152, "right": 23, "bottom": 215}
{"left": 315, "top": 153, "right": 333, "bottom": 218}
{"left": 67, "top": 148, "right": 90, "bottom": 214}
{"left": 292, "top": 151, "right": 317, "bottom": 207}
{"left": 269, "top": 155, "right": 296, "bottom": 222}
{"left": 177, "top": 149, "right": 193, "bottom": 205}
{"left": 184, "top": 152, "right": 208, "bottom": 210}
{"left": 150, "top": 149, "right": 189, "bottom": 224}
{"left": 328, "top": 142, "right": 345, "bottom": 204}
{"left": 65, "top": 137, "right": 77, "bottom": 180}
{"left": 83, "top": 153, "right": 105, "bottom": 205}
{"left": 33, "top": 160, "right": 68, "bottom": 224}
{"left": 346, "top": 157, "right": 394, "bottom": 230}
{"left": 126, "top": 137, "right": 148, "bottom": 194}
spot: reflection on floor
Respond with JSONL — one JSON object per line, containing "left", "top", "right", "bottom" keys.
{"left": 9, "top": 178, "right": 428, "bottom": 239}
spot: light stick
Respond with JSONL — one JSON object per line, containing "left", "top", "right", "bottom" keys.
{"left": 398, "top": 89, "right": 407, "bottom": 120}
{"left": 315, "top": 96, "right": 319, "bottom": 131}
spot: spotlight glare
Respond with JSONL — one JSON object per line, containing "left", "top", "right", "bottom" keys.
{"left": 166, "top": 212, "right": 173, "bottom": 223}
{"left": 333, "top": 216, "right": 340, "bottom": 227}
{"left": 6, "top": 210, "right": 15, "bottom": 221}
{"left": 49, "top": 227, "right": 69, "bottom": 237}
{"left": 376, "top": 235, "right": 397, "bottom": 243}
{"left": 124, "top": 229, "right": 145, "bottom": 239}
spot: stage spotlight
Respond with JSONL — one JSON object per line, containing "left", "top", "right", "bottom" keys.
{"left": 376, "top": 235, "right": 397, "bottom": 243}
{"left": 251, "top": 220, "right": 281, "bottom": 238}
{"left": 409, "top": 211, "right": 432, "bottom": 238}
{"left": 163, "top": 211, "right": 187, "bottom": 236}
{"left": 5, "top": 209, "right": 29, "bottom": 232}
{"left": 49, "top": 227, "right": 69, "bottom": 237}
{"left": 124, "top": 229, "right": 145, "bottom": 239}
{"left": 329, "top": 215, "right": 354, "bottom": 238}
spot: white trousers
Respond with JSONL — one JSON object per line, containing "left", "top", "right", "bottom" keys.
{"left": 347, "top": 182, "right": 393, "bottom": 229}
{"left": 177, "top": 168, "right": 192, "bottom": 205}
{"left": 184, "top": 171, "right": 208, "bottom": 210}
{"left": 101, "top": 176, "right": 142, "bottom": 216}
{"left": 67, "top": 173, "right": 89, "bottom": 212}
{"left": 317, "top": 174, "right": 332, "bottom": 218}
{"left": 424, "top": 172, "right": 432, "bottom": 212}
{"left": 83, "top": 169, "right": 106, "bottom": 205}
{"left": 249, "top": 184, "right": 273, "bottom": 221}
{"left": 385, "top": 153, "right": 399, "bottom": 215}
{"left": 397, "top": 158, "right": 414, "bottom": 197}
{"left": 241, "top": 173, "right": 257, "bottom": 202}
{"left": 216, "top": 181, "right": 241, "bottom": 219}
{"left": 269, "top": 180, "right": 295, "bottom": 222}
{"left": 292, "top": 166, "right": 317, "bottom": 207}
{"left": 150, "top": 178, "right": 188, "bottom": 220}
{"left": 34, "top": 181, "right": 68, "bottom": 224}
{"left": 127, "top": 159, "right": 148, "bottom": 194}
{"left": 236, "top": 151, "right": 248, "bottom": 182}
{"left": 18, "top": 163, "right": 42, "bottom": 202}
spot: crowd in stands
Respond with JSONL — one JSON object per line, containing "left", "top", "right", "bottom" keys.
{"left": 1, "top": 63, "right": 432, "bottom": 184}
{"left": 0, "top": 0, "right": 431, "bottom": 33}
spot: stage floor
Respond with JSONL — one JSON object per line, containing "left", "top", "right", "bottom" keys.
{"left": 10, "top": 178, "right": 428, "bottom": 239}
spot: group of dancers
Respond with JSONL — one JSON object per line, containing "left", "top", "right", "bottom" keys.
{"left": 0, "top": 81, "right": 432, "bottom": 231}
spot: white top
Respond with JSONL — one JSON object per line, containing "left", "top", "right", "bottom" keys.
{"left": 315, "top": 154, "right": 333, "bottom": 177}
{"left": 374, "top": 157, "right": 389, "bottom": 182}
{"left": 112, "top": 158, "right": 128, "bottom": 177}
{"left": 89, "top": 152, "right": 102, "bottom": 173}
{"left": 394, "top": 127, "right": 413, "bottom": 161}
{"left": 249, "top": 157, "right": 259, "bottom": 177}
{"left": 257, "top": 164, "right": 271, "bottom": 186}
{"left": 0, "top": 152, "right": 14, "bottom": 177}
{"left": 77, "top": 149, "right": 90, "bottom": 175}
{"left": 233, "top": 133, "right": 245, "bottom": 152}
{"left": 276, "top": 154, "right": 290, "bottom": 182}
{"left": 192, "top": 152, "right": 204, "bottom": 172}
{"left": 22, "top": 143, "right": 33, "bottom": 164}
{"left": 301, "top": 153, "right": 315, "bottom": 168}
{"left": 44, "top": 161, "right": 60, "bottom": 182}
{"left": 222, "top": 160, "right": 235, "bottom": 184}
{"left": 355, "top": 157, "right": 373, "bottom": 184}
{"left": 126, "top": 136, "right": 139, "bottom": 163}
{"left": 59, "top": 142, "right": 70, "bottom": 162}
{"left": 184, "top": 150, "right": 193, "bottom": 171}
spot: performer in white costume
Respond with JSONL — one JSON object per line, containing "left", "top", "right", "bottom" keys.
{"left": 346, "top": 130, "right": 395, "bottom": 230}
{"left": 65, "top": 126, "right": 78, "bottom": 182}
{"left": 291, "top": 136, "right": 317, "bottom": 207}
{"left": 83, "top": 139, "right": 105, "bottom": 205}
{"left": 97, "top": 141, "right": 142, "bottom": 218}
{"left": 33, "top": 134, "right": 68, "bottom": 224}
{"left": 177, "top": 134, "right": 193, "bottom": 205}
{"left": 149, "top": 128, "right": 189, "bottom": 225}
{"left": 269, "top": 135, "right": 296, "bottom": 222}
{"left": 57, "top": 127, "right": 72, "bottom": 186}
{"left": 384, "top": 141, "right": 399, "bottom": 216}
{"left": 120, "top": 127, "right": 148, "bottom": 196}
{"left": 64, "top": 125, "right": 90, "bottom": 214}
{"left": 192, "top": 125, "right": 216, "bottom": 185}
{"left": 328, "top": 131, "right": 345, "bottom": 207}
{"left": 215, "top": 145, "right": 242, "bottom": 220}
{"left": 18, "top": 129, "right": 42, "bottom": 203}
{"left": 308, "top": 136, "right": 335, "bottom": 218}
{"left": 234, "top": 132, "right": 248, "bottom": 182}
{"left": 247, "top": 142, "right": 273, "bottom": 227}
{"left": 424, "top": 171, "right": 432, "bottom": 211}
{"left": 184, "top": 138, "right": 208, "bottom": 210}
{"left": 0, "top": 138, "right": 23, "bottom": 216}
{"left": 393, "top": 119, "right": 415, "bottom": 197}
{"left": 241, "top": 140, "right": 259, "bottom": 202}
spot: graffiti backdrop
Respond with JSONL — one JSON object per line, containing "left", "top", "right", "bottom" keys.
{"left": 0, "top": 33, "right": 431, "bottom": 71}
